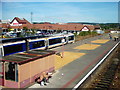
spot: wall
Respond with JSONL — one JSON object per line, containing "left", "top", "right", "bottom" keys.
{"left": 18, "top": 54, "right": 55, "bottom": 88}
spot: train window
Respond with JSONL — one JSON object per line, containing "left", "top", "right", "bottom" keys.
{"left": 4, "top": 44, "right": 23, "bottom": 56}
{"left": 32, "top": 40, "right": 45, "bottom": 49}
{"left": 49, "top": 38, "right": 61, "bottom": 45}
{"left": 69, "top": 36, "right": 74, "bottom": 41}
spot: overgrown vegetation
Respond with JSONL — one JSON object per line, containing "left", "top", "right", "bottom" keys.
{"left": 99, "top": 23, "right": 120, "bottom": 30}
{"left": 74, "top": 31, "right": 98, "bottom": 42}
{"left": 74, "top": 31, "right": 97, "bottom": 36}
{"left": 79, "top": 31, "right": 97, "bottom": 36}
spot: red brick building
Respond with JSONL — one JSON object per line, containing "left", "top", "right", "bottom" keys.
{"left": 2, "top": 17, "right": 101, "bottom": 32}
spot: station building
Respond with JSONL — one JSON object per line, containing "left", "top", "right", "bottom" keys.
{"left": 1, "top": 17, "right": 101, "bottom": 33}
{"left": 0, "top": 50, "right": 55, "bottom": 88}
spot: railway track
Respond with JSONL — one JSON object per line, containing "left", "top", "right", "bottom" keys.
{"left": 73, "top": 41, "right": 120, "bottom": 90}
{"left": 93, "top": 44, "right": 120, "bottom": 89}
{"left": 94, "top": 58, "right": 119, "bottom": 89}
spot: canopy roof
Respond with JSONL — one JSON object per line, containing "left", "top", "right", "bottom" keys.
{"left": 1, "top": 50, "right": 56, "bottom": 64}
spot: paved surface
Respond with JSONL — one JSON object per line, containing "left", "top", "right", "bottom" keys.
{"left": 28, "top": 33, "right": 119, "bottom": 88}
{"left": 55, "top": 51, "right": 85, "bottom": 70}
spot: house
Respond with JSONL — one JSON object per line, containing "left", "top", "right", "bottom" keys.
{"left": 10, "top": 17, "right": 31, "bottom": 26}
{"left": 1, "top": 17, "right": 101, "bottom": 34}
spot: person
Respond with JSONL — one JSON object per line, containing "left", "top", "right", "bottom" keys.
{"left": 114, "top": 36, "right": 118, "bottom": 41}
{"left": 36, "top": 72, "right": 52, "bottom": 86}
{"left": 42, "top": 72, "right": 49, "bottom": 83}
{"left": 42, "top": 72, "right": 52, "bottom": 83}
{"left": 36, "top": 75, "right": 47, "bottom": 86}
{"left": 109, "top": 33, "right": 112, "bottom": 40}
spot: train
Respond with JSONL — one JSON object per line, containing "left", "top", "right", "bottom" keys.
{"left": 0, "top": 33, "right": 75, "bottom": 56}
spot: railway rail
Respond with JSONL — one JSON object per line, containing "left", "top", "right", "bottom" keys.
{"left": 73, "top": 41, "right": 120, "bottom": 90}
{"left": 94, "top": 58, "right": 119, "bottom": 89}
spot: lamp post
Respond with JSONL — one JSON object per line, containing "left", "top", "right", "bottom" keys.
{"left": 61, "top": 37, "right": 65, "bottom": 58}
{"left": 31, "top": 12, "right": 33, "bottom": 24}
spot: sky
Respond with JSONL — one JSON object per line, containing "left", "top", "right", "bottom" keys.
{"left": 1, "top": 0, "right": 120, "bottom": 2}
{"left": 1, "top": 1, "right": 119, "bottom": 23}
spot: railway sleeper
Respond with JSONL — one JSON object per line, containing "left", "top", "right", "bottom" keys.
{"left": 97, "top": 82, "right": 110, "bottom": 86}
{"left": 107, "top": 67, "right": 117, "bottom": 71}
{"left": 100, "top": 78, "right": 112, "bottom": 82}
{"left": 95, "top": 84, "right": 109, "bottom": 89}
{"left": 105, "top": 71, "right": 117, "bottom": 75}
{"left": 96, "top": 84, "right": 110, "bottom": 88}
{"left": 103, "top": 74, "right": 114, "bottom": 78}
{"left": 100, "top": 76, "right": 113, "bottom": 80}
{"left": 99, "top": 80, "right": 111, "bottom": 84}
{"left": 95, "top": 86, "right": 109, "bottom": 89}
{"left": 104, "top": 73, "right": 114, "bottom": 76}
{"left": 108, "top": 64, "right": 117, "bottom": 67}
{"left": 107, "top": 67, "right": 117, "bottom": 70}
{"left": 106, "top": 66, "right": 117, "bottom": 71}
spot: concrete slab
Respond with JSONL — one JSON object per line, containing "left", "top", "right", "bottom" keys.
{"left": 91, "top": 39, "right": 109, "bottom": 43}
{"left": 74, "top": 44, "right": 100, "bottom": 50}
{"left": 55, "top": 52, "right": 85, "bottom": 70}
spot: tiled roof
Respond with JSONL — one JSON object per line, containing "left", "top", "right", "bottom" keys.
{"left": 2, "top": 23, "right": 99, "bottom": 31}
{"left": 2, "top": 17, "right": 101, "bottom": 31}
{"left": 10, "top": 17, "right": 31, "bottom": 25}
{"left": 2, "top": 23, "right": 10, "bottom": 28}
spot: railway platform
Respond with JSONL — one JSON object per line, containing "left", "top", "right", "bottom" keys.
{"left": 28, "top": 34, "right": 119, "bottom": 89}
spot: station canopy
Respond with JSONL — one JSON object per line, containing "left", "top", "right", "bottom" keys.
{"left": 1, "top": 50, "right": 56, "bottom": 64}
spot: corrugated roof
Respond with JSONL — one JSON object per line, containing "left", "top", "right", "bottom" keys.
{"left": 1, "top": 50, "right": 55, "bottom": 64}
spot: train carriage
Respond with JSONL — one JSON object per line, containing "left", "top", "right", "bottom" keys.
{"left": 64, "top": 33, "right": 75, "bottom": 43}
{"left": 28, "top": 38, "right": 46, "bottom": 50}
{"left": 2, "top": 38, "right": 27, "bottom": 56}
{"left": 47, "top": 35, "right": 67, "bottom": 49}
{"left": 1, "top": 33, "right": 75, "bottom": 56}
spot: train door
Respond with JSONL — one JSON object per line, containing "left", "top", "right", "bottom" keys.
{"left": 65, "top": 35, "right": 69, "bottom": 44}
{"left": 45, "top": 38, "right": 49, "bottom": 50}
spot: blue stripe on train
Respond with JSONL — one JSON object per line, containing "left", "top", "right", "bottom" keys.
{"left": 4, "top": 43, "right": 27, "bottom": 56}
{"left": 29, "top": 40, "right": 46, "bottom": 50}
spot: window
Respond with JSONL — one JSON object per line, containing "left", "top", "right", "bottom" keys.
{"left": 49, "top": 38, "right": 61, "bottom": 45}
{"left": 69, "top": 36, "right": 74, "bottom": 41}
{"left": 4, "top": 44, "right": 23, "bottom": 56}
{"left": 32, "top": 40, "right": 45, "bottom": 49}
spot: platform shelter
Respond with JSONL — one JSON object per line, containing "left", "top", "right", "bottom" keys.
{"left": 0, "top": 50, "right": 55, "bottom": 88}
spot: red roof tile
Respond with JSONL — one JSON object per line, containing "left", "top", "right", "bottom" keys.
{"left": 1, "top": 17, "right": 100, "bottom": 31}
{"left": 10, "top": 17, "right": 31, "bottom": 25}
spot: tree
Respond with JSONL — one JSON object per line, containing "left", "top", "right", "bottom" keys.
{"left": 23, "top": 27, "right": 28, "bottom": 31}
{"left": 31, "top": 28, "right": 36, "bottom": 35}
